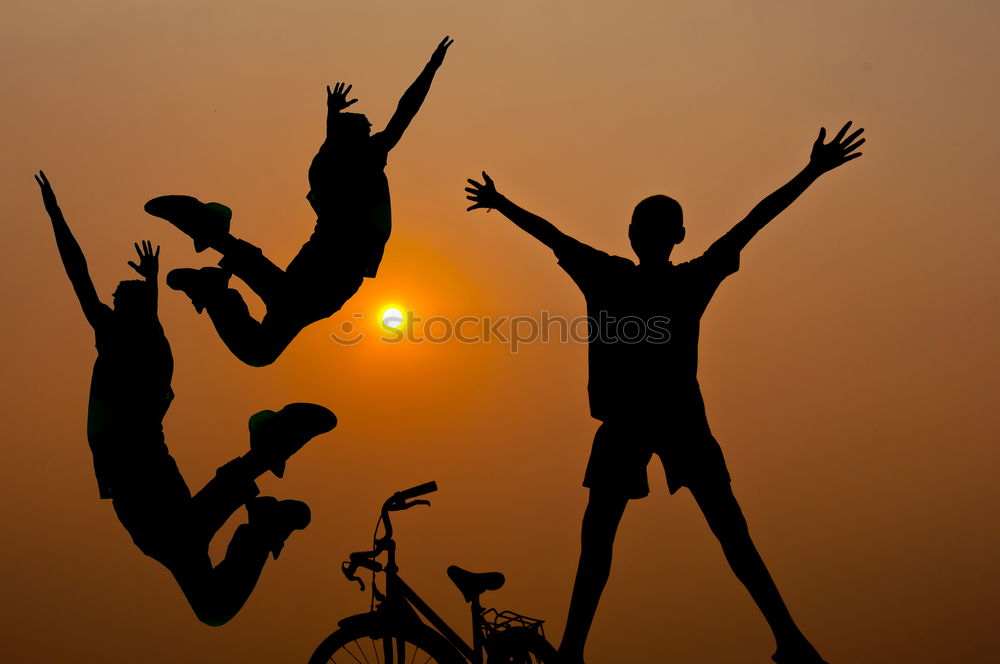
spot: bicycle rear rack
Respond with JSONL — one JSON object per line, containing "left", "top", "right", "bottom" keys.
{"left": 480, "top": 608, "right": 546, "bottom": 638}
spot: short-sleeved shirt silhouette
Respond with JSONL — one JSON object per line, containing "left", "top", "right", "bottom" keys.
{"left": 554, "top": 237, "right": 739, "bottom": 433}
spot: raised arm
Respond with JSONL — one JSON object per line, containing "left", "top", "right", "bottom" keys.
{"left": 466, "top": 171, "right": 575, "bottom": 252}
{"left": 127, "top": 240, "right": 160, "bottom": 303}
{"left": 374, "top": 36, "right": 453, "bottom": 153}
{"left": 713, "top": 121, "right": 865, "bottom": 254}
{"left": 35, "top": 171, "right": 108, "bottom": 328}
{"left": 324, "top": 81, "right": 360, "bottom": 139}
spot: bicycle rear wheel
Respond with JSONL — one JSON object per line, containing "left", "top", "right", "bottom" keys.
{"left": 486, "top": 627, "right": 558, "bottom": 664}
{"left": 308, "top": 613, "right": 462, "bottom": 664}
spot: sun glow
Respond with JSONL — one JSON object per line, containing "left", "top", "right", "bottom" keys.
{"left": 381, "top": 306, "right": 404, "bottom": 329}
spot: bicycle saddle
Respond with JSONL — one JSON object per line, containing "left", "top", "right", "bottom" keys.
{"left": 446, "top": 565, "right": 505, "bottom": 603}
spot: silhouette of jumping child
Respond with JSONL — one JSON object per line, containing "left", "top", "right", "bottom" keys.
{"left": 144, "top": 36, "right": 454, "bottom": 366}
{"left": 466, "top": 122, "right": 865, "bottom": 664}
{"left": 36, "top": 171, "right": 338, "bottom": 625}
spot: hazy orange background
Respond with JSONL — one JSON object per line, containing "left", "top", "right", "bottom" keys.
{"left": 2, "top": 1, "right": 999, "bottom": 662}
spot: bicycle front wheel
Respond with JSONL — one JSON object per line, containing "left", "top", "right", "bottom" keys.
{"left": 308, "top": 613, "right": 462, "bottom": 664}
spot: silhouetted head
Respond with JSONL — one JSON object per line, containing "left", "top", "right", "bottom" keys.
{"left": 629, "top": 195, "right": 685, "bottom": 263}
{"left": 112, "top": 280, "right": 154, "bottom": 317}
{"left": 337, "top": 112, "right": 373, "bottom": 141}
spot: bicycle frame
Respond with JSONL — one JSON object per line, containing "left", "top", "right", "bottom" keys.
{"left": 380, "top": 570, "right": 482, "bottom": 663}
{"left": 331, "top": 483, "right": 553, "bottom": 664}
{"left": 341, "top": 482, "right": 486, "bottom": 664}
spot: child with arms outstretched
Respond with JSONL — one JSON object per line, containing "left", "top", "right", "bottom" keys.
{"left": 466, "top": 122, "right": 864, "bottom": 664}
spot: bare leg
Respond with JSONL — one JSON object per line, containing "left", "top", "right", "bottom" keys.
{"left": 688, "top": 480, "right": 826, "bottom": 663}
{"left": 558, "top": 490, "right": 630, "bottom": 664}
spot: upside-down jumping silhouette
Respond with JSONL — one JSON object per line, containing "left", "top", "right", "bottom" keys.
{"left": 36, "top": 171, "right": 337, "bottom": 625}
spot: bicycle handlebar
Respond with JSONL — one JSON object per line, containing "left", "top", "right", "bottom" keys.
{"left": 383, "top": 481, "right": 438, "bottom": 515}
{"left": 342, "top": 482, "right": 439, "bottom": 592}
{"left": 394, "top": 481, "right": 438, "bottom": 502}
{"left": 342, "top": 551, "right": 384, "bottom": 591}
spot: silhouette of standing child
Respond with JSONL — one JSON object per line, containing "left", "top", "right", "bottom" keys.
{"left": 466, "top": 122, "right": 865, "bottom": 664}
{"left": 144, "top": 37, "right": 453, "bottom": 366}
{"left": 36, "top": 171, "right": 337, "bottom": 625}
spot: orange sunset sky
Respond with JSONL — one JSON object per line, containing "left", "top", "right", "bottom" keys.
{"left": 2, "top": 1, "right": 999, "bottom": 662}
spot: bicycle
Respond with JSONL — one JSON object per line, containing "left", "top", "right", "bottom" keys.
{"left": 307, "top": 481, "right": 558, "bottom": 664}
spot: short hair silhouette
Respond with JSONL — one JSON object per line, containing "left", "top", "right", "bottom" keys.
{"left": 631, "top": 194, "right": 683, "bottom": 227}
{"left": 111, "top": 280, "right": 153, "bottom": 313}
{"left": 629, "top": 195, "right": 686, "bottom": 260}
{"left": 336, "top": 112, "right": 374, "bottom": 137}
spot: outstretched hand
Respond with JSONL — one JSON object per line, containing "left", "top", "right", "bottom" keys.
{"left": 327, "top": 82, "right": 358, "bottom": 112}
{"left": 34, "top": 170, "right": 60, "bottom": 215}
{"left": 465, "top": 171, "right": 501, "bottom": 212}
{"left": 809, "top": 121, "right": 865, "bottom": 173}
{"left": 428, "top": 36, "right": 454, "bottom": 68}
{"left": 128, "top": 240, "right": 160, "bottom": 280}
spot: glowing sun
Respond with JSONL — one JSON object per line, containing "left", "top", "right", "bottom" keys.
{"left": 381, "top": 307, "right": 404, "bottom": 329}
